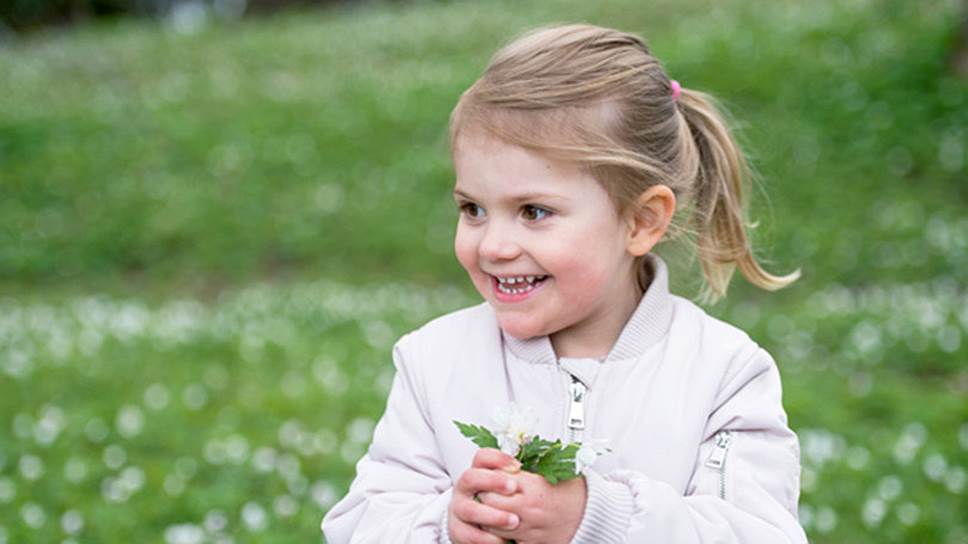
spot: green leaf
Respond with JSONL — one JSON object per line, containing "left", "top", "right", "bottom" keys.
{"left": 452, "top": 425, "right": 581, "bottom": 486}
{"left": 453, "top": 420, "right": 499, "bottom": 449}
{"left": 533, "top": 441, "right": 580, "bottom": 485}
{"left": 518, "top": 436, "right": 555, "bottom": 471}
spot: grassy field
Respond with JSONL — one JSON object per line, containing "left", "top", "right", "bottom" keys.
{"left": 1, "top": 0, "right": 966, "bottom": 542}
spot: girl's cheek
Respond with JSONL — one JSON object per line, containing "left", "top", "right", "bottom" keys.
{"left": 454, "top": 243, "right": 470, "bottom": 269}
{"left": 453, "top": 233, "right": 479, "bottom": 276}
{"left": 453, "top": 239, "right": 492, "bottom": 300}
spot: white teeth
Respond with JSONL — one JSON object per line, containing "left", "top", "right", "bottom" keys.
{"left": 496, "top": 275, "right": 546, "bottom": 285}
{"left": 499, "top": 283, "right": 531, "bottom": 294}
{"left": 495, "top": 274, "right": 548, "bottom": 295}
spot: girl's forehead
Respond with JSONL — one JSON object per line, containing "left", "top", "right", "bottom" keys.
{"left": 451, "top": 127, "right": 622, "bottom": 209}
{"left": 454, "top": 142, "right": 579, "bottom": 196}
{"left": 453, "top": 130, "right": 515, "bottom": 156}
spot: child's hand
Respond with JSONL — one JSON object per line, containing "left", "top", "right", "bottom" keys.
{"left": 448, "top": 448, "right": 523, "bottom": 544}
{"left": 476, "top": 468, "right": 587, "bottom": 544}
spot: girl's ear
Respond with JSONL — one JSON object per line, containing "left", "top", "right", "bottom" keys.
{"left": 625, "top": 185, "right": 676, "bottom": 256}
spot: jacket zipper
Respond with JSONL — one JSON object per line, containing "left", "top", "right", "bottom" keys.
{"left": 704, "top": 430, "right": 733, "bottom": 500}
{"left": 567, "top": 375, "right": 586, "bottom": 443}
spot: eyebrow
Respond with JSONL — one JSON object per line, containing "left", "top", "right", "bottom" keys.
{"left": 452, "top": 188, "right": 566, "bottom": 205}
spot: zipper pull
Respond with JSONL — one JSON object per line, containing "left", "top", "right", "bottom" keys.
{"left": 705, "top": 431, "right": 733, "bottom": 469}
{"left": 568, "top": 377, "right": 586, "bottom": 430}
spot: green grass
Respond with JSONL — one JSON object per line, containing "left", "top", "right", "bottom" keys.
{"left": 0, "top": 0, "right": 966, "bottom": 542}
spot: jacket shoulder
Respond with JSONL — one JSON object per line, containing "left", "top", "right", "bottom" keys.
{"left": 668, "top": 295, "right": 768, "bottom": 378}
{"left": 669, "top": 296, "right": 789, "bottom": 430}
{"left": 671, "top": 295, "right": 760, "bottom": 350}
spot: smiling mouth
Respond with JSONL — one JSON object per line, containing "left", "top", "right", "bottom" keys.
{"left": 491, "top": 274, "right": 550, "bottom": 295}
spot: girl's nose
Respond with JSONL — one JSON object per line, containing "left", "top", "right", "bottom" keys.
{"left": 478, "top": 222, "right": 521, "bottom": 261}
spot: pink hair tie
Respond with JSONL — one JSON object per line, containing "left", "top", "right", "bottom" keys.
{"left": 670, "top": 80, "right": 681, "bottom": 101}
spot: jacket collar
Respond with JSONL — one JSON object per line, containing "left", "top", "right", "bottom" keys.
{"left": 500, "top": 253, "right": 674, "bottom": 365}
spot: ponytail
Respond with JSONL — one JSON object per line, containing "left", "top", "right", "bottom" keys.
{"left": 676, "top": 88, "right": 800, "bottom": 304}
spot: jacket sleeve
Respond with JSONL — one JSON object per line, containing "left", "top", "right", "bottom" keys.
{"left": 321, "top": 332, "right": 454, "bottom": 543}
{"left": 571, "top": 347, "right": 808, "bottom": 543}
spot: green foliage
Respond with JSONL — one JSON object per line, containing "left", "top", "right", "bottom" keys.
{"left": 453, "top": 422, "right": 582, "bottom": 485}
{"left": 453, "top": 421, "right": 499, "bottom": 449}
{"left": 530, "top": 441, "right": 580, "bottom": 485}
{"left": 517, "top": 436, "right": 555, "bottom": 469}
{"left": 516, "top": 437, "right": 581, "bottom": 485}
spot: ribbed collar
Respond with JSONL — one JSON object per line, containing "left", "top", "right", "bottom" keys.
{"left": 500, "top": 253, "right": 675, "bottom": 365}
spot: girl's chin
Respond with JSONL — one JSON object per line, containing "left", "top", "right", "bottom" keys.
{"left": 495, "top": 316, "right": 549, "bottom": 340}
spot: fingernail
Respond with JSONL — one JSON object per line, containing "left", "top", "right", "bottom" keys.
{"left": 504, "top": 460, "right": 521, "bottom": 472}
{"left": 505, "top": 479, "right": 517, "bottom": 493}
{"left": 507, "top": 514, "right": 519, "bottom": 528}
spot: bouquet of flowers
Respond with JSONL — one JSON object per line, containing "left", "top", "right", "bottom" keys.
{"left": 453, "top": 403, "right": 609, "bottom": 485}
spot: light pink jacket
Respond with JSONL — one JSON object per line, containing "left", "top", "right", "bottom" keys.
{"left": 322, "top": 254, "right": 807, "bottom": 543}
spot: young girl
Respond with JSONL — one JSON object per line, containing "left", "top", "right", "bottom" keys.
{"left": 323, "top": 23, "right": 806, "bottom": 544}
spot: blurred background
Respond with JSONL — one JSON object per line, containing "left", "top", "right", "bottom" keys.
{"left": 1, "top": 0, "right": 966, "bottom": 542}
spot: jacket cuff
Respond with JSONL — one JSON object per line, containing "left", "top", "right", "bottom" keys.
{"left": 571, "top": 469, "right": 635, "bottom": 544}
{"left": 439, "top": 507, "right": 454, "bottom": 544}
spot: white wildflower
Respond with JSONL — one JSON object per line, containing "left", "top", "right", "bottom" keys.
{"left": 575, "top": 439, "right": 611, "bottom": 474}
{"left": 491, "top": 403, "right": 537, "bottom": 457}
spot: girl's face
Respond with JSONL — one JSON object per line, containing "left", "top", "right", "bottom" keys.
{"left": 452, "top": 133, "right": 641, "bottom": 355}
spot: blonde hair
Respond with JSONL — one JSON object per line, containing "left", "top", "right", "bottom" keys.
{"left": 448, "top": 23, "right": 799, "bottom": 304}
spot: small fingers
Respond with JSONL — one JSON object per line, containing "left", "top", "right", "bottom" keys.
{"left": 472, "top": 448, "right": 522, "bottom": 473}
{"left": 457, "top": 467, "right": 518, "bottom": 496}
{"left": 455, "top": 497, "right": 520, "bottom": 531}
{"left": 477, "top": 490, "right": 517, "bottom": 512}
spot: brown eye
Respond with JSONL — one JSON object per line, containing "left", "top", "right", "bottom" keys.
{"left": 522, "top": 205, "right": 551, "bottom": 222}
{"left": 460, "top": 203, "right": 485, "bottom": 220}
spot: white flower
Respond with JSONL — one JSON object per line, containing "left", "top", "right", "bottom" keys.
{"left": 491, "top": 403, "right": 538, "bottom": 457}
{"left": 575, "top": 439, "right": 611, "bottom": 474}
{"left": 496, "top": 434, "right": 520, "bottom": 456}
